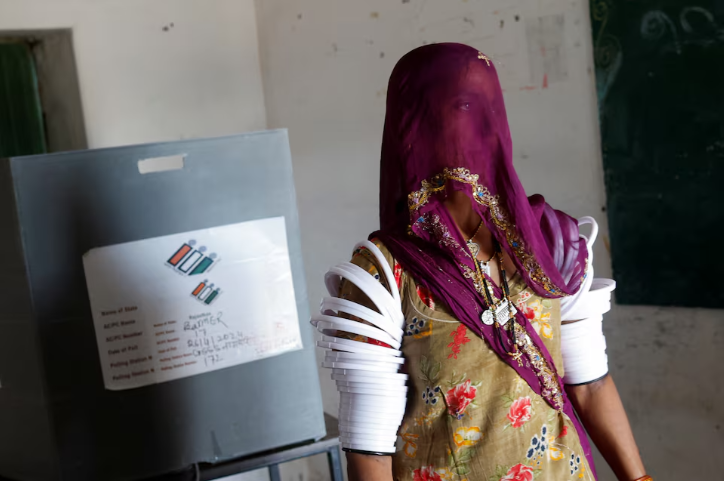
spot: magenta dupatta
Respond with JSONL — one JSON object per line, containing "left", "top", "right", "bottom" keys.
{"left": 371, "top": 43, "right": 596, "bottom": 477}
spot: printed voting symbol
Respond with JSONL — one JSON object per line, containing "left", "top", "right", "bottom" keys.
{"left": 167, "top": 240, "right": 218, "bottom": 275}
{"left": 167, "top": 240, "right": 222, "bottom": 304}
{"left": 191, "top": 279, "right": 221, "bottom": 305}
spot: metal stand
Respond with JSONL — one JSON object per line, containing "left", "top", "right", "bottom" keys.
{"left": 198, "top": 413, "right": 343, "bottom": 481}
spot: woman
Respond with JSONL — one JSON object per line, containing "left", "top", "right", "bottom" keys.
{"left": 314, "top": 43, "right": 649, "bottom": 481}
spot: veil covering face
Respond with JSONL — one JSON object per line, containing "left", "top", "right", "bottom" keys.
{"left": 371, "top": 44, "right": 594, "bottom": 472}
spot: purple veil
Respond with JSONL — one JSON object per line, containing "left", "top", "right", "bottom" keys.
{"left": 371, "top": 43, "right": 595, "bottom": 476}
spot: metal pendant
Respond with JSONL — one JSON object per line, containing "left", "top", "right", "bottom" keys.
{"left": 467, "top": 240, "right": 480, "bottom": 258}
{"left": 481, "top": 309, "right": 495, "bottom": 326}
{"left": 482, "top": 300, "right": 517, "bottom": 327}
{"left": 495, "top": 300, "right": 517, "bottom": 326}
{"left": 479, "top": 261, "right": 491, "bottom": 277}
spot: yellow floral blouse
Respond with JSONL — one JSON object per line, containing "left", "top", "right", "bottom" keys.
{"left": 338, "top": 240, "right": 595, "bottom": 481}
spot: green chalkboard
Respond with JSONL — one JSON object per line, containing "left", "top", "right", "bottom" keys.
{"left": 591, "top": 0, "right": 723, "bottom": 307}
{"left": 0, "top": 43, "right": 47, "bottom": 157}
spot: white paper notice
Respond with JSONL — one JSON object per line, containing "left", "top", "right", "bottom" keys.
{"left": 82, "top": 217, "right": 303, "bottom": 390}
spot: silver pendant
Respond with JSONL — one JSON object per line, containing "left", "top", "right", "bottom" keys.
{"left": 495, "top": 299, "right": 517, "bottom": 326}
{"left": 467, "top": 240, "right": 480, "bottom": 258}
{"left": 481, "top": 309, "right": 494, "bottom": 325}
{"left": 482, "top": 301, "right": 517, "bottom": 327}
{"left": 479, "top": 261, "right": 491, "bottom": 277}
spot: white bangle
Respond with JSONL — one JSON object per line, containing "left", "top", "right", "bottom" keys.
{"left": 321, "top": 296, "right": 403, "bottom": 340}
{"left": 560, "top": 281, "right": 614, "bottom": 384}
{"left": 318, "top": 334, "right": 403, "bottom": 357}
{"left": 312, "top": 315, "right": 401, "bottom": 348}
{"left": 313, "top": 242, "right": 407, "bottom": 454}
{"left": 559, "top": 216, "right": 613, "bottom": 385}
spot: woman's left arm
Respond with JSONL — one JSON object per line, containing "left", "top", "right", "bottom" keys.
{"left": 565, "top": 375, "right": 647, "bottom": 481}
{"left": 559, "top": 217, "right": 649, "bottom": 480}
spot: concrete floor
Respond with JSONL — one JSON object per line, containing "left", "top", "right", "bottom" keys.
{"left": 231, "top": 304, "right": 723, "bottom": 481}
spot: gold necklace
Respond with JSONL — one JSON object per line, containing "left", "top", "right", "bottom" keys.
{"left": 465, "top": 220, "right": 484, "bottom": 257}
{"left": 467, "top": 239, "right": 523, "bottom": 366}
{"left": 466, "top": 221, "right": 495, "bottom": 275}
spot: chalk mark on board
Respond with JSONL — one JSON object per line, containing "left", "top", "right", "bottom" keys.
{"left": 641, "top": 10, "right": 682, "bottom": 54}
{"left": 640, "top": 7, "right": 723, "bottom": 53}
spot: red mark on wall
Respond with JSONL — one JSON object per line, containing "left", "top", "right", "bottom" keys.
{"left": 542, "top": 74, "right": 548, "bottom": 89}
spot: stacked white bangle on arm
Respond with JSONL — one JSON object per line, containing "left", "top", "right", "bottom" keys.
{"left": 560, "top": 217, "right": 616, "bottom": 385}
{"left": 311, "top": 241, "right": 408, "bottom": 455}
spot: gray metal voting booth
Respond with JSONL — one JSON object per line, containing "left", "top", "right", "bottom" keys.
{"left": 0, "top": 131, "right": 326, "bottom": 481}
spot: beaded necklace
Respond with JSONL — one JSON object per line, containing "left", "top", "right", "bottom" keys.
{"left": 468, "top": 239, "right": 524, "bottom": 366}
{"left": 466, "top": 221, "right": 495, "bottom": 275}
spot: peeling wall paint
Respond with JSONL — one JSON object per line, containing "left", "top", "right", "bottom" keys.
{"left": 526, "top": 14, "right": 568, "bottom": 85}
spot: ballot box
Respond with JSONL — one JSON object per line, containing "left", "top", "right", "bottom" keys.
{"left": 0, "top": 131, "right": 325, "bottom": 481}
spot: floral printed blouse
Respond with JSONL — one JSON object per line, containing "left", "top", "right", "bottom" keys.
{"left": 338, "top": 240, "right": 595, "bottom": 481}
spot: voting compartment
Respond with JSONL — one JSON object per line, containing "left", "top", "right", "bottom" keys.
{"left": 0, "top": 131, "right": 325, "bottom": 481}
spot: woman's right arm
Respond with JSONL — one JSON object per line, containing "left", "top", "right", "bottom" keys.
{"left": 335, "top": 244, "right": 401, "bottom": 481}
{"left": 347, "top": 453, "right": 393, "bottom": 481}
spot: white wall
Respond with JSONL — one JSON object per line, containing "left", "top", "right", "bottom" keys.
{"left": 256, "top": 0, "right": 610, "bottom": 420}
{"left": 0, "top": 2, "right": 267, "bottom": 479}
{"left": 0, "top": 0, "right": 267, "bottom": 148}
